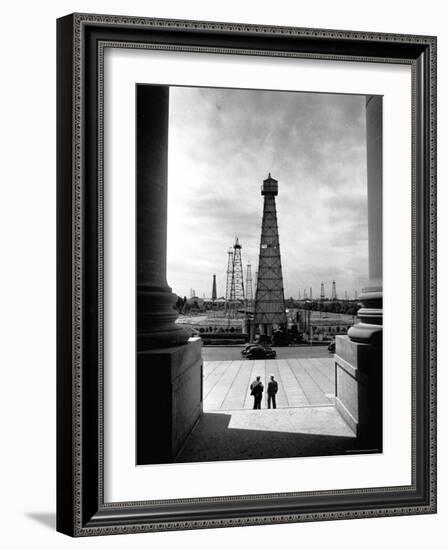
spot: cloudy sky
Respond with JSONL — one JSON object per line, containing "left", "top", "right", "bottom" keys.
{"left": 166, "top": 86, "right": 370, "bottom": 300}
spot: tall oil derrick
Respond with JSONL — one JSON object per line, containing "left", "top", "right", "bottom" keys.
{"left": 298, "top": 289, "right": 301, "bottom": 300}
{"left": 320, "top": 282, "right": 325, "bottom": 300}
{"left": 309, "top": 287, "right": 313, "bottom": 300}
{"left": 344, "top": 290, "right": 349, "bottom": 301}
{"left": 225, "top": 247, "right": 234, "bottom": 314}
{"left": 331, "top": 280, "right": 337, "bottom": 300}
{"left": 229, "top": 237, "right": 245, "bottom": 311}
{"left": 211, "top": 274, "right": 217, "bottom": 303}
{"left": 226, "top": 238, "right": 245, "bottom": 319}
{"left": 245, "top": 263, "right": 254, "bottom": 307}
{"left": 254, "top": 174, "right": 287, "bottom": 336}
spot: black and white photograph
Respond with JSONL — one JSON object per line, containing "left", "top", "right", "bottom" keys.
{"left": 50, "top": 5, "right": 438, "bottom": 541}
{"left": 136, "top": 84, "right": 383, "bottom": 465}
{"left": 0, "top": 0, "right": 443, "bottom": 543}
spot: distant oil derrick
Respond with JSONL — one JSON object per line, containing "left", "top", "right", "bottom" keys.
{"left": 226, "top": 238, "right": 245, "bottom": 318}
{"left": 225, "top": 247, "right": 233, "bottom": 311}
{"left": 331, "top": 280, "right": 337, "bottom": 300}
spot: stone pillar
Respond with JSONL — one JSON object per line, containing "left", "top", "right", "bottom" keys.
{"left": 137, "top": 338, "right": 203, "bottom": 464}
{"left": 137, "top": 85, "right": 190, "bottom": 350}
{"left": 347, "top": 95, "right": 383, "bottom": 346}
{"left": 335, "top": 95, "right": 383, "bottom": 449}
{"left": 136, "top": 85, "right": 202, "bottom": 464}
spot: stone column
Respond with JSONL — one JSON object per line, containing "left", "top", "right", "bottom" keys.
{"left": 136, "top": 85, "right": 202, "bottom": 464}
{"left": 137, "top": 85, "right": 190, "bottom": 350}
{"left": 347, "top": 95, "right": 383, "bottom": 345}
{"left": 334, "top": 95, "right": 383, "bottom": 449}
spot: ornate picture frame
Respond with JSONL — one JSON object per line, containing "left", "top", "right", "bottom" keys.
{"left": 57, "top": 13, "right": 436, "bottom": 536}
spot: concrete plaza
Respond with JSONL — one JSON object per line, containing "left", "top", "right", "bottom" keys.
{"left": 176, "top": 357, "right": 358, "bottom": 463}
{"left": 203, "top": 357, "right": 335, "bottom": 410}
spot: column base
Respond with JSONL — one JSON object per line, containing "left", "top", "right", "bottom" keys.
{"left": 335, "top": 335, "right": 382, "bottom": 451}
{"left": 137, "top": 337, "right": 203, "bottom": 464}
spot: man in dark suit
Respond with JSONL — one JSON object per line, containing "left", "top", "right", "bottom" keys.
{"left": 267, "top": 374, "right": 278, "bottom": 409}
{"left": 250, "top": 376, "right": 264, "bottom": 409}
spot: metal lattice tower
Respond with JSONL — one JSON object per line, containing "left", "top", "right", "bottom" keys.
{"left": 331, "top": 280, "right": 337, "bottom": 300}
{"left": 226, "top": 238, "right": 245, "bottom": 318}
{"left": 230, "top": 237, "right": 245, "bottom": 302}
{"left": 245, "top": 263, "right": 253, "bottom": 307}
{"left": 309, "top": 287, "right": 313, "bottom": 300}
{"left": 344, "top": 290, "right": 349, "bottom": 301}
{"left": 211, "top": 274, "right": 217, "bottom": 303}
{"left": 320, "top": 282, "right": 325, "bottom": 300}
{"left": 225, "top": 247, "right": 233, "bottom": 307}
{"left": 355, "top": 289, "right": 358, "bottom": 300}
{"left": 254, "top": 174, "right": 287, "bottom": 335}
{"left": 298, "top": 289, "right": 301, "bottom": 300}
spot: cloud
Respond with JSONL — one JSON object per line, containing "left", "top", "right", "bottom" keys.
{"left": 165, "top": 86, "right": 374, "bottom": 299}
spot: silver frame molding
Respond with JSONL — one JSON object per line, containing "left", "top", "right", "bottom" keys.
{"left": 57, "top": 13, "right": 437, "bottom": 536}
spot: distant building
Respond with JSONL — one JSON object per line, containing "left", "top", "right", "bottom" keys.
{"left": 293, "top": 309, "right": 355, "bottom": 341}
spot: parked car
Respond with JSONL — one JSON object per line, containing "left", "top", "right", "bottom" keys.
{"left": 241, "top": 344, "right": 259, "bottom": 356}
{"left": 246, "top": 346, "right": 277, "bottom": 359}
{"left": 327, "top": 341, "right": 336, "bottom": 353}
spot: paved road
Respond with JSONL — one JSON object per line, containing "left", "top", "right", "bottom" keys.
{"left": 202, "top": 345, "right": 332, "bottom": 362}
